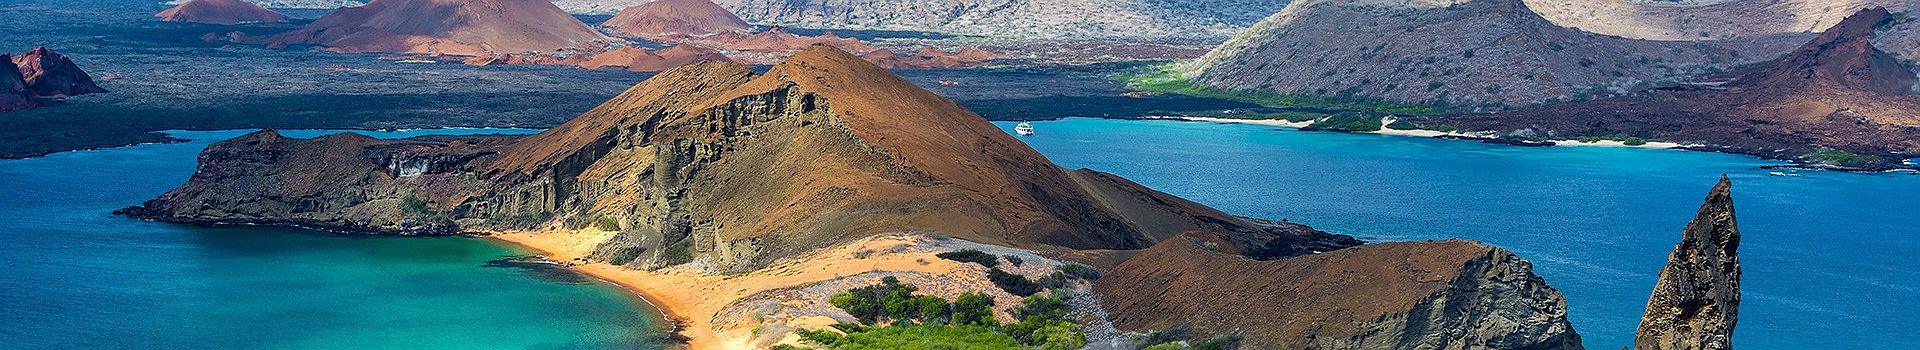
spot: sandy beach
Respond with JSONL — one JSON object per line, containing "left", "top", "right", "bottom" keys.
{"left": 1169, "top": 116, "right": 1684, "bottom": 149}
{"left": 488, "top": 229, "right": 1063, "bottom": 350}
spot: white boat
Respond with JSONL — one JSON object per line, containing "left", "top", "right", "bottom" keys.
{"left": 1769, "top": 171, "right": 1801, "bottom": 177}
{"left": 1014, "top": 122, "right": 1035, "bottom": 136}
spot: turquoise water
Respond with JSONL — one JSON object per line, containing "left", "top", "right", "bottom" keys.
{"left": 0, "top": 130, "right": 671, "bottom": 349}
{"left": 998, "top": 118, "right": 1919, "bottom": 350}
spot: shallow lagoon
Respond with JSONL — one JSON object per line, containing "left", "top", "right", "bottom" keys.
{"left": 0, "top": 129, "right": 672, "bottom": 349}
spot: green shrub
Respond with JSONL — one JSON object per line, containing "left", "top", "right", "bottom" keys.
{"left": 768, "top": 344, "right": 812, "bottom": 350}
{"left": 594, "top": 216, "right": 621, "bottom": 231}
{"left": 951, "top": 293, "right": 997, "bottom": 327}
{"left": 1622, "top": 137, "right": 1648, "bottom": 146}
{"left": 1030, "top": 322, "right": 1087, "bottom": 350}
{"left": 936, "top": 249, "right": 999, "bottom": 268}
{"left": 828, "top": 277, "right": 922, "bottom": 324}
{"left": 1193, "top": 334, "right": 1244, "bottom": 350}
{"left": 821, "top": 324, "right": 1023, "bottom": 349}
{"left": 988, "top": 268, "right": 1043, "bottom": 296}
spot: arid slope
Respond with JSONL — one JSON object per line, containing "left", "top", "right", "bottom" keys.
{"left": 261, "top": 0, "right": 608, "bottom": 55}
{"left": 156, "top": 0, "right": 289, "bottom": 25}
{"left": 123, "top": 45, "right": 1357, "bottom": 272}
{"left": 1182, "top": 0, "right": 1806, "bottom": 106}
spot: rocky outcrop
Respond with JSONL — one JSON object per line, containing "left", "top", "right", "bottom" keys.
{"left": 0, "top": 54, "right": 32, "bottom": 113}
{"left": 156, "top": 0, "right": 290, "bottom": 25}
{"left": 1095, "top": 235, "right": 1582, "bottom": 349}
{"left": 860, "top": 47, "right": 998, "bottom": 69}
{"left": 1182, "top": 0, "right": 1805, "bottom": 106}
{"left": 256, "top": 0, "right": 609, "bottom": 56}
{"left": 1426, "top": 8, "right": 1920, "bottom": 169}
{"left": 12, "top": 47, "right": 107, "bottom": 97}
{"left": 124, "top": 45, "right": 1358, "bottom": 272}
{"left": 1635, "top": 176, "right": 1741, "bottom": 350}
{"left": 601, "top": 0, "right": 751, "bottom": 39}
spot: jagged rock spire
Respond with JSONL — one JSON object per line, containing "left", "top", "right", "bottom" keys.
{"left": 1636, "top": 175, "right": 1741, "bottom": 350}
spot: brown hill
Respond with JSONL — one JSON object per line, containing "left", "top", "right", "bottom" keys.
{"left": 576, "top": 45, "right": 730, "bottom": 71}
{"left": 725, "top": 27, "right": 879, "bottom": 55}
{"left": 1182, "top": 0, "right": 1804, "bottom": 106}
{"left": 12, "top": 47, "right": 107, "bottom": 97}
{"left": 1635, "top": 176, "right": 1741, "bottom": 350}
{"left": 1095, "top": 235, "right": 1582, "bottom": 349}
{"left": 155, "top": 0, "right": 290, "bottom": 25}
{"left": 121, "top": 44, "right": 1358, "bottom": 272}
{"left": 262, "top": 0, "right": 608, "bottom": 56}
{"left": 601, "top": 0, "right": 751, "bottom": 39}
{"left": 1425, "top": 8, "right": 1920, "bottom": 169}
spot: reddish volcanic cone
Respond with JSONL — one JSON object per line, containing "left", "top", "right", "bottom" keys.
{"left": 602, "top": 0, "right": 750, "bottom": 38}
{"left": 12, "top": 47, "right": 107, "bottom": 97}
{"left": 577, "top": 45, "right": 730, "bottom": 71}
{"left": 267, "top": 0, "right": 608, "bottom": 56}
{"left": 156, "top": 0, "right": 289, "bottom": 25}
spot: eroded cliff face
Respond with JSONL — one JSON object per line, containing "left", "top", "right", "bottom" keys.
{"left": 125, "top": 45, "right": 1358, "bottom": 272}
{"left": 0, "top": 53, "right": 31, "bottom": 112}
{"left": 1094, "top": 236, "right": 1583, "bottom": 350}
{"left": 1635, "top": 176, "right": 1741, "bottom": 350}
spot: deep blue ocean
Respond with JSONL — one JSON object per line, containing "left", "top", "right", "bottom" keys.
{"left": 998, "top": 118, "right": 1918, "bottom": 349}
{"left": 0, "top": 129, "right": 671, "bottom": 349}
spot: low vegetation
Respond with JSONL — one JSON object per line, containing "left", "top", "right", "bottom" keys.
{"left": 798, "top": 278, "right": 1087, "bottom": 350}
{"left": 936, "top": 249, "right": 999, "bottom": 268}
{"left": 1123, "top": 62, "right": 1442, "bottom": 116}
{"left": 1812, "top": 149, "right": 1885, "bottom": 168}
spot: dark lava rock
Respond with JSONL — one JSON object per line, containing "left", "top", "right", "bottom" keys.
{"left": 1636, "top": 176, "right": 1741, "bottom": 350}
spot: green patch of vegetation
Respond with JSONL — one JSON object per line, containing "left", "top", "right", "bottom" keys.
{"left": 594, "top": 216, "right": 621, "bottom": 231}
{"left": 1122, "top": 63, "right": 1442, "bottom": 116}
{"left": 660, "top": 240, "right": 692, "bottom": 265}
{"left": 935, "top": 249, "right": 999, "bottom": 268}
{"left": 1132, "top": 323, "right": 1244, "bottom": 350}
{"left": 1302, "top": 112, "right": 1383, "bottom": 132}
{"left": 804, "top": 281, "right": 1086, "bottom": 350}
{"left": 400, "top": 194, "right": 434, "bottom": 216}
{"left": 1813, "top": 149, "right": 1885, "bottom": 168}
{"left": 1573, "top": 134, "right": 1650, "bottom": 145}
{"left": 988, "top": 268, "right": 1043, "bottom": 296}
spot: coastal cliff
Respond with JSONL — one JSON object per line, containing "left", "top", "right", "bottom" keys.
{"left": 1095, "top": 235, "right": 1583, "bottom": 349}
{"left": 123, "top": 44, "right": 1359, "bottom": 272}
{"left": 1635, "top": 176, "right": 1741, "bottom": 350}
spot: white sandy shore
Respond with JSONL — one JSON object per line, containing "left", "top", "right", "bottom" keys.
{"left": 1160, "top": 116, "right": 1685, "bottom": 149}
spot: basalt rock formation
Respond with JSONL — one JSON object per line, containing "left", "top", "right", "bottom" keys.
{"left": 1634, "top": 176, "right": 1741, "bottom": 350}
{"left": 11, "top": 47, "right": 107, "bottom": 97}
{"left": 258, "top": 0, "right": 609, "bottom": 56}
{"left": 0, "top": 54, "right": 32, "bottom": 113}
{"left": 1427, "top": 8, "right": 1920, "bottom": 169}
{"left": 122, "top": 45, "right": 1358, "bottom": 272}
{"left": 601, "top": 0, "right": 752, "bottom": 39}
{"left": 1095, "top": 235, "right": 1583, "bottom": 349}
{"left": 1182, "top": 0, "right": 1804, "bottom": 106}
{"left": 156, "top": 0, "right": 290, "bottom": 25}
